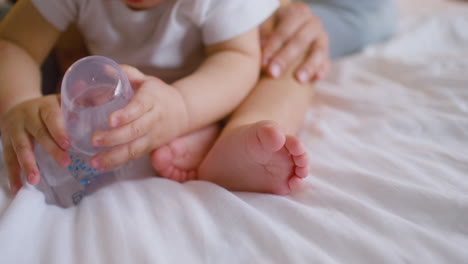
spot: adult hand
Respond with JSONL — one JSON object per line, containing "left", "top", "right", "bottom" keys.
{"left": 89, "top": 65, "right": 189, "bottom": 171}
{"left": 261, "top": 2, "right": 330, "bottom": 83}
{"left": 0, "top": 95, "right": 71, "bottom": 195}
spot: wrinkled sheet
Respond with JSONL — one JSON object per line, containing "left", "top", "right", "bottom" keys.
{"left": 1, "top": 0, "right": 468, "bottom": 263}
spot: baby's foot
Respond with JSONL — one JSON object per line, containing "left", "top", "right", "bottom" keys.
{"left": 151, "top": 125, "right": 220, "bottom": 182}
{"left": 198, "top": 121, "right": 309, "bottom": 195}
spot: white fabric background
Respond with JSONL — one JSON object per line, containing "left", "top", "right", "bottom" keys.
{"left": 1, "top": 0, "right": 468, "bottom": 263}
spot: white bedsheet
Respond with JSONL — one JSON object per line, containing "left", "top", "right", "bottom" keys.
{"left": 1, "top": 0, "right": 468, "bottom": 263}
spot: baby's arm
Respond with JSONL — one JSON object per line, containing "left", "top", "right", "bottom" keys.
{"left": 0, "top": 0, "right": 69, "bottom": 193}
{"left": 172, "top": 28, "right": 261, "bottom": 133}
{"left": 0, "top": 0, "right": 59, "bottom": 113}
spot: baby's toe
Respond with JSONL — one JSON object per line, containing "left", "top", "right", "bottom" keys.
{"left": 295, "top": 166, "right": 309, "bottom": 178}
{"left": 293, "top": 152, "right": 309, "bottom": 168}
{"left": 285, "top": 135, "right": 306, "bottom": 156}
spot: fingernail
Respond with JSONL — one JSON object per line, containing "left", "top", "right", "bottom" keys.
{"left": 297, "top": 71, "right": 309, "bottom": 83}
{"left": 91, "top": 159, "right": 107, "bottom": 171}
{"left": 91, "top": 159, "right": 100, "bottom": 169}
{"left": 61, "top": 139, "right": 70, "bottom": 149}
{"left": 270, "top": 63, "right": 281, "bottom": 78}
{"left": 93, "top": 135, "right": 103, "bottom": 146}
{"left": 27, "top": 172, "right": 35, "bottom": 184}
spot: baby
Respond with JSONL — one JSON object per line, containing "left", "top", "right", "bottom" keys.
{"left": 0, "top": 0, "right": 312, "bottom": 196}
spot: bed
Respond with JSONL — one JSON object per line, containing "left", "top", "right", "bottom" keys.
{"left": 1, "top": 0, "right": 467, "bottom": 263}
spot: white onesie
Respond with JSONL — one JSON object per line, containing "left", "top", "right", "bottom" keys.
{"left": 31, "top": 0, "right": 279, "bottom": 82}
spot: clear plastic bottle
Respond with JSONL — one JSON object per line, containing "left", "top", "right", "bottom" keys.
{"left": 35, "top": 56, "right": 134, "bottom": 207}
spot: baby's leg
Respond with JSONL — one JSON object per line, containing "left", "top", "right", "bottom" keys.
{"left": 197, "top": 73, "right": 312, "bottom": 195}
{"left": 151, "top": 124, "right": 220, "bottom": 182}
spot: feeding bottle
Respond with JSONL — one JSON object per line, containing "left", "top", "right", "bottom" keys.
{"left": 35, "top": 56, "right": 134, "bottom": 207}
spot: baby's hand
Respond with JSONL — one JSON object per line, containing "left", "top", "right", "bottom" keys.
{"left": 0, "top": 95, "right": 71, "bottom": 195}
{"left": 89, "top": 65, "right": 189, "bottom": 171}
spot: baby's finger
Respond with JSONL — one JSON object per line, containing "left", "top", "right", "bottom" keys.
{"left": 4, "top": 142, "right": 22, "bottom": 195}
{"left": 92, "top": 111, "right": 154, "bottom": 147}
{"left": 119, "top": 64, "right": 145, "bottom": 89}
{"left": 108, "top": 78, "right": 159, "bottom": 127}
{"left": 11, "top": 133, "right": 39, "bottom": 185}
{"left": 39, "top": 97, "right": 70, "bottom": 150}
{"left": 120, "top": 64, "right": 145, "bottom": 81}
{"left": 295, "top": 35, "right": 328, "bottom": 83}
{"left": 32, "top": 131, "right": 70, "bottom": 169}
{"left": 269, "top": 20, "right": 320, "bottom": 78}
{"left": 90, "top": 137, "right": 151, "bottom": 171}
{"left": 24, "top": 117, "right": 70, "bottom": 169}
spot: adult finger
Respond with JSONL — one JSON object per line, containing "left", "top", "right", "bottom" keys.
{"left": 11, "top": 132, "right": 39, "bottom": 185}
{"left": 259, "top": 14, "right": 277, "bottom": 48}
{"left": 273, "top": 2, "right": 312, "bottom": 46}
{"left": 108, "top": 78, "right": 160, "bottom": 128}
{"left": 259, "top": 24, "right": 271, "bottom": 49}
{"left": 314, "top": 58, "right": 331, "bottom": 81}
{"left": 90, "top": 136, "right": 151, "bottom": 171}
{"left": 262, "top": 4, "right": 309, "bottom": 67}
{"left": 3, "top": 141, "right": 22, "bottom": 195}
{"left": 92, "top": 110, "right": 154, "bottom": 147}
{"left": 295, "top": 32, "right": 329, "bottom": 83}
{"left": 268, "top": 19, "right": 321, "bottom": 78}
